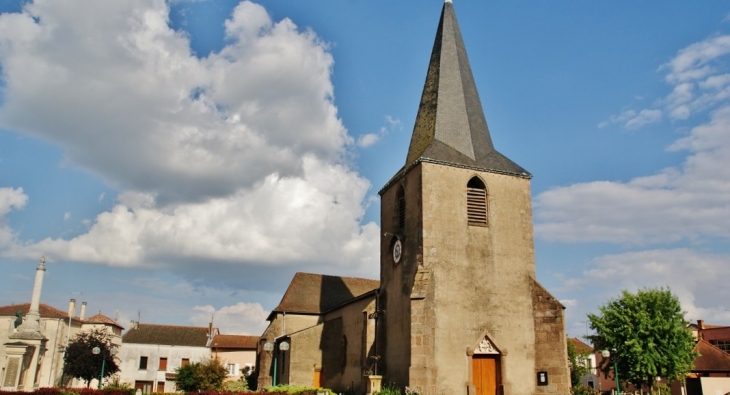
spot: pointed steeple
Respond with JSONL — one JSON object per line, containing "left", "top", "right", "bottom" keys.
{"left": 406, "top": 1, "right": 530, "bottom": 177}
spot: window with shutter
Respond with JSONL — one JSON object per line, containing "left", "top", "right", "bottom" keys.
{"left": 396, "top": 186, "right": 406, "bottom": 231}
{"left": 467, "top": 177, "right": 488, "bottom": 226}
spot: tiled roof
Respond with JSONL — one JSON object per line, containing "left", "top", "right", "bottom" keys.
{"left": 85, "top": 313, "right": 125, "bottom": 329}
{"left": 210, "top": 335, "right": 259, "bottom": 349}
{"left": 271, "top": 272, "right": 379, "bottom": 317}
{"left": 0, "top": 303, "right": 82, "bottom": 324}
{"left": 403, "top": 2, "right": 529, "bottom": 178}
{"left": 569, "top": 337, "right": 593, "bottom": 354}
{"left": 122, "top": 324, "right": 212, "bottom": 347}
{"left": 693, "top": 340, "right": 730, "bottom": 372}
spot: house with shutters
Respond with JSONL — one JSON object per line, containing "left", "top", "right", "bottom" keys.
{"left": 118, "top": 322, "right": 217, "bottom": 393}
{"left": 210, "top": 334, "right": 258, "bottom": 381}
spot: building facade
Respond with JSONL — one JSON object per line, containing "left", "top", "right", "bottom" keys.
{"left": 1, "top": 258, "right": 122, "bottom": 391}
{"left": 118, "top": 322, "right": 217, "bottom": 393}
{"left": 376, "top": 2, "right": 570, "bottom": 394}
{"left": 257, "top": 273, "right": 378, "bottom": 391}
{"left": 210, "top": 334, "right": 258, "bottom": 382}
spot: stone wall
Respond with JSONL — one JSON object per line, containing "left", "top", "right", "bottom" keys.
{"left": 379, "top": 164, "right": 424, "bottom": 389}
{"left": 532, "top": 280, "right": 571, "bottom": 395}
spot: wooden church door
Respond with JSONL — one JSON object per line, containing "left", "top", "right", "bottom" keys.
{"left": 472, "top": 355, "right": 500, "bottom": 395}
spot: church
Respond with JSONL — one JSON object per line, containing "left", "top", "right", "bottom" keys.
{"left": 257, "top": 1, "right": 570, "bottom": 395}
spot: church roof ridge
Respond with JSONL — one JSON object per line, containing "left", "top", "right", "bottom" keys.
{"left": 268, "top": 272, "right": 379, "bottom": 319}
{"left": 405, "top": 1, "right": 529, "bottom": 177}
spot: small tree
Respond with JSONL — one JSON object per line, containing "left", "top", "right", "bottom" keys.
{"left": 587, "top": 287, "right": 697, "bottom": 389}
{"left": 567, "top": 339, "right": 591, "bottom": 387}
{"left": 175, "top": 358, "right": 228, "bottom": 391}
{"left": 63, "top": 328, "right": 119, "bottom": 387}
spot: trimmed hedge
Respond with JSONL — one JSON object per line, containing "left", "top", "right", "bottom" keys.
{"left": 0, "top": 389, "right": 331, "bottom": 395}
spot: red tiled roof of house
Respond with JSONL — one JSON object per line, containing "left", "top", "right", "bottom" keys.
{"left": 569, "top": 337, "right": 593, "bottom": 353}
{"left": 702, "top": 324, "right": 727, "bottom": 329}
{"left": 0, "top": 303, "right": 82, "bottom": 324}
{"left": 85, "top": 313, "right": 125, "bottom": 329}
{"left": 271, "top": 272, "right": 379, "bottom": 317}
{"left": 693, "top": 340, "right": 730, "bottom": 372}
{"left": 210, "top": 335, "right": 259, "bottom": 349}
{"left": 122, "top": 323, "right": 213, "bottom": 347}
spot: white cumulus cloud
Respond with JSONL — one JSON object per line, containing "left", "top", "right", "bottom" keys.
{"left": 192, "top": 302, "right": 269, "bottom": 335}
{"left": 0, "top": 1, "right": 379, "bottom": 279}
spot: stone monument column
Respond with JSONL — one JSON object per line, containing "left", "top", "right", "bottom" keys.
{"left": 7, "top": 256, "right": 49, "bottom": 391}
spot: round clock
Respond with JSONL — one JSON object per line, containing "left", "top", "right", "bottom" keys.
{"left": 392, "top": 239, "right": 402, "bottom": 264}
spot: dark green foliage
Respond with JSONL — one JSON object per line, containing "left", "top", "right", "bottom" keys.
{"left": 63, "top": 329, "right": 120, "bottom": 388}
{"left": 174, "top": 359, "right": 228, "bottom": 392}
{"left": 567, "top": 339, "right": 591, "bottom": 387}
{"left": 588, "top": 287, "right": 697, "bottom": 388}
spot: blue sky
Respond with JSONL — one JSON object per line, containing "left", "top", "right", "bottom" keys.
{"left": 1, "top": 0, "right": 730, "bottom": 338}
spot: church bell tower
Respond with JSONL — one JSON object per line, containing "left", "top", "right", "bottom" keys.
{"left": 377, "top": 2, "right": 570, "bottom": 394}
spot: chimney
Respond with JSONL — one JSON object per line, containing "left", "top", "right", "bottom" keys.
{"left": 698, "top": 319, "right": 705, "bottom": 329}
{"left": 68, "top": 299, "right": 76, "bottom": 318}
{"left": 79, "top": 302, "right": 87, "bottom": 320}
{"left": 130, "top": 320, "right": 138, "bottom": 330}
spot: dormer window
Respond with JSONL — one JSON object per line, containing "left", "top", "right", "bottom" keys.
{"left": 467, "top": 177, "right": 488, "bottom": 226}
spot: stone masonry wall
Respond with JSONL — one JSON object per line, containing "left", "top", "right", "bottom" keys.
{"left": 532, "top": 280, "right": 571, "bottom": 395}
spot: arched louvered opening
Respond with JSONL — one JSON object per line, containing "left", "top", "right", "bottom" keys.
{"left": 467, "top": 176, "right": 488, "bottom": 226}
{"left": 396, "top": 186, "right": 406, "bottom": 231}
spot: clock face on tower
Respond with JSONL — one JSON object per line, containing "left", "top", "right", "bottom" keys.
{"left": 392, "top": 239, "right": 402, "bottom": 264}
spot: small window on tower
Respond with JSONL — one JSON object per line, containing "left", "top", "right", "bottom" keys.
{"left": 467, "top": 177, "right": 488, "bottom": 226}
{"left": 396, "top": 186, "right": 406, "bottom": 231}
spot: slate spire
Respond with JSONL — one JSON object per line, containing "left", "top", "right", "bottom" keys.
{"left": 406, "top": 1, "right": 529, "bottom": 177}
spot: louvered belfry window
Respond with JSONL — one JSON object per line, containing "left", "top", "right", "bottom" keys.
{"left": 467, "top": 177, "right": 488, "bottom": 226}
{"left": 396, "top": 186, "right": 406, "bottom": 231}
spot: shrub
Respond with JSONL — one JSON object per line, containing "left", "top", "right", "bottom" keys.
{"left": 262, "top": 384, "right": 332, "bottom": 395}
{"left": 222, "top": 379, "right": 249, "bottom": 392}
{"left": 374, "top": 384, "right": 401, "bottom": 395}
{"left": 571, "top": 385, "right": 599, "bottom": 395}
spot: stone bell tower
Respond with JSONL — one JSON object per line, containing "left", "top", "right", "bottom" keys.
{"left": 376, "top": 1, "right": 570, "bottom": 394}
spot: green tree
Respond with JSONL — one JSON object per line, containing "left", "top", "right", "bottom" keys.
{"left": 587, "top": 287, "right": 697, "bottom": 389}
{"left": 63, "top": 328, "right": 119, "bottom": 387}
{"left": 175, "top": 358, "right": 228, "bottom": 391}
{"left": 567, "top": 339, "right": 591, "bottom": 387}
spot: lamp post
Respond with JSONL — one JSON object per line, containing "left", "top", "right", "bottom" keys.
{"left": 92, "top": 346, "right": 104, "bottom": 389}
{"left": 601, "top": 349, "right": 620, "bottom": 395}
{"left": 268, "top": 341, "right": 290, "bottom": 386}
{"left": 279, "top": 340, "right": 290, "bottom": 386}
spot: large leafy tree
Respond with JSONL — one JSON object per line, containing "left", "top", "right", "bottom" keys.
{"left": 63, "top": 328, "right": 119, "bottom": 387}
{"left": 587, "top": 287, "right": 697, "bottom": 389}
{"left": 175, "top": 358, "right": 228, "bottom": 391}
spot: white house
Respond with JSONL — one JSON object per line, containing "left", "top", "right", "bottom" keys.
{"left": 118, "top": 322, "right": 217, "bottom": 393}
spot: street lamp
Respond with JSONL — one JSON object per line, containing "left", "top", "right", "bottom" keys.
{"left": 266, "top": 341, "right": 290, "bottom": 386}
{"left": 92, "top": 346, "right": 116, "bottom": 389}
{"left": 601, "top": 349, "right": 620, "bottom": 395}
{"left": 92, "top": 346, "right": 104, "bottom": 389}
